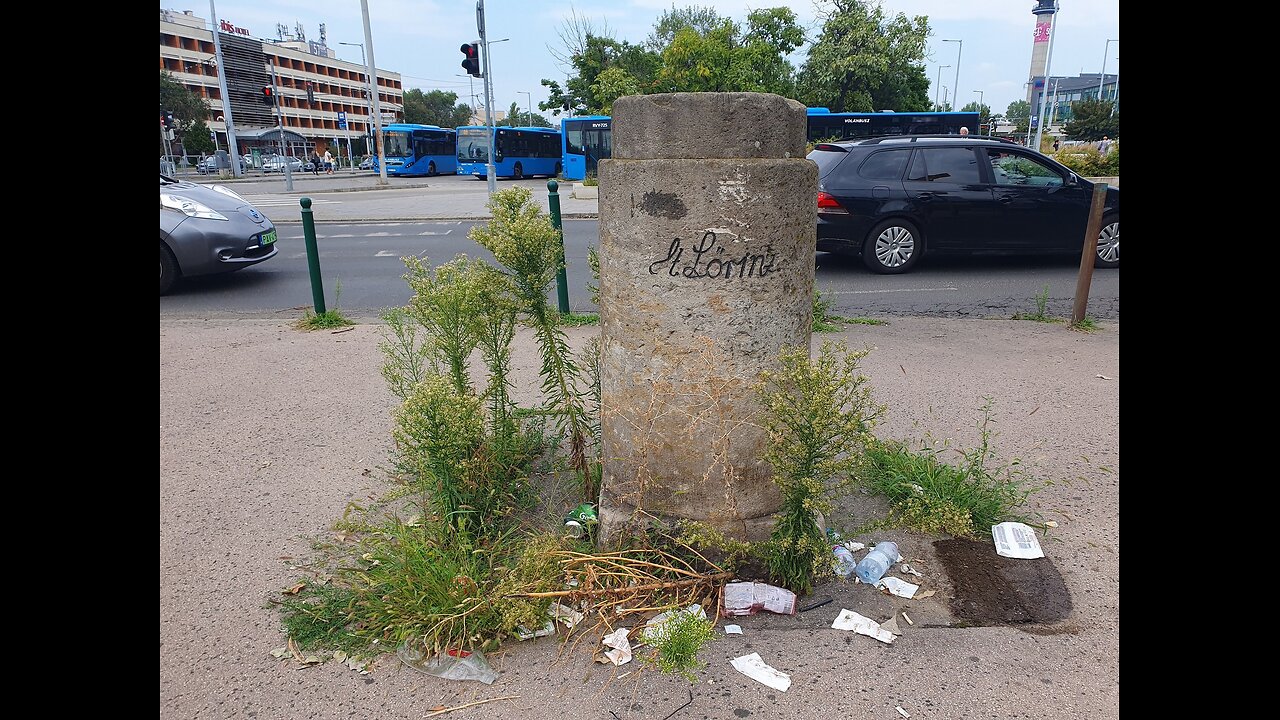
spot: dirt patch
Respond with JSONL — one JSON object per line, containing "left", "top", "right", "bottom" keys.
{"left": 934, "top": 538, "right": 1072, "bottom": 626}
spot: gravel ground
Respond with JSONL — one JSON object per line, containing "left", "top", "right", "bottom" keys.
{"left": 160, "top": 316, "right": 1119, "bottom": 719}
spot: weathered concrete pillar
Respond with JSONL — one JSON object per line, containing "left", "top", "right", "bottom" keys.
{"left": 597, "top": 93, "right": 817, "bottom": 543}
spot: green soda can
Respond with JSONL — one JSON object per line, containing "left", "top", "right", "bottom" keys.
{"left": 564, "top": 504, "right": 598, "bottom": 538}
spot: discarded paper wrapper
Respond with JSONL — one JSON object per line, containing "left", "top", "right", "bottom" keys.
{"left": 722, "top": 582, "right": 797, "bottom": 616}
{"left": 730, "top": 652, "right": 791, "bottom": 692}
{"left": 991, "top": 522, "right": 1045, "bottom": 559}
{"left": 831, "top": 609, "right": 896, "bottom": 644}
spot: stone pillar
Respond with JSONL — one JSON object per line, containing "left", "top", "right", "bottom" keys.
{"left": 597, "top": 93, "right": 817, "bottom": 543}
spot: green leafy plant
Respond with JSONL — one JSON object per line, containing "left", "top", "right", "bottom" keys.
{"left": 1012, "top": 284, "right": 1061, "bottom": 323}
{"left": 1070, "top": 316, "right": 1100, "bottom": 332}
{"left": 470, "top": 187, "right": 594, "bottom": 501}
{"left": 642, "top": 608, "right": 716, "bottom": 682}
{"left": 812, "top": 288, "right": 844, "bottom": 333}
{"left": 297, "top": 279, "right": 355, "bottom": 331}
{"left": 378, "top": 307, "right": 434, "bottom": 400}
{"left": 862, "top": 397, "right": 1041, "bottom": 538}
{"left": 403, "top": 256, "right": 487, "bottom": 395}
{"left": 756, "top": 341, "right": 884, "bottom": 593}
{"left": 560, "top": 313, "right": 599, "bottom": 326}
{"left": 278, "top": 583, "right": 364, "bottom": 653}
{"left": 846, "top": 317, "right": 888, "bottom": 326}
{"left": 581, "top": 176, "right": 599, "bottom": 187}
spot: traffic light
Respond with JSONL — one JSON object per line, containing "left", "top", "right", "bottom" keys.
{"left": 162, "top": 111, "right": 176, "bottom": 130}
{"left": 460, "top": 43, "right": 481, "bottom": 78}
{"left": 262, "top": 86, "right": 275, "bottom": 106}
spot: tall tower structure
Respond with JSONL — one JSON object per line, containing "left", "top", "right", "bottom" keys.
{"left": 1026, "top": 1, "right": 1060, "bottom": 105}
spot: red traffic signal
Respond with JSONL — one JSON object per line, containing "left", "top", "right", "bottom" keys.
{"left": 460, "top": 43, "right": 481, "bottom": 78}
{"left": 261, "top": 86, "right": 275, "bottom": 106}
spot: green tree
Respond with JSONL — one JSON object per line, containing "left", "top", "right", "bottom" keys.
{"left": 185, "top": 118, "right": 215, "bottom": 156}
{"left": 591, "top": 66, "right": 641, "bottom": 114}
{"left": 1063, "top": 99, "right": 1119, "bottom": 141}
{"left": 159, "top": 71, "right": 211, "bottom": 136}
{"left": 403, "top": 89, "right": 472, "bottom": 127}
{"left": 798, "top": 0, "right": 931, "bottom": 113}
{"left": 1005, "top": 100, "right": 1031, "bottom": 133}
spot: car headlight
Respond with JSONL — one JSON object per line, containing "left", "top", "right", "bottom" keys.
{"left": 160, "top": 193, "right": 228, "bottom": 220}
{"left": 204, "top": 184, "right": 247, "bottom": 204}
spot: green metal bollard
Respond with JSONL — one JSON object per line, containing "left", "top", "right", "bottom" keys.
{"left": 547, "top": 180, "right": 571, "bottom": 315}
{"left": 299, "top": 197, "right": 326, "bottom": 315}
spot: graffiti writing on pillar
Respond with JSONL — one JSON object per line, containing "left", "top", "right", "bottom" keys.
{"left": 648, "top": 231, "right": 781, "bottom": 281}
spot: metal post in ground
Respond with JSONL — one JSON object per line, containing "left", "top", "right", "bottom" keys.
{"left": 547, "top": 180, "right": 570, "bottom": 314}
{"left": 1071, "top": 183, "right": 1108, "bottom": 325}
{"left": 300, "top": 197, "right": 327, "bottom": 315}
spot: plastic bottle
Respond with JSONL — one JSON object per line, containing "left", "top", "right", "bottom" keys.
{"left": 854, "top": 541, "right": 899, "bottom": 585}
{"left": 832, "top": 545, "right": 857, "bottom": 578}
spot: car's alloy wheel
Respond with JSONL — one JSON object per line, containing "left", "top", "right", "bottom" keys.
{"left": 1095, "top": 217, "right": 1119, "bottom": 268}
{"left": 864, "top": 220, "right": 921, "bottom": 274}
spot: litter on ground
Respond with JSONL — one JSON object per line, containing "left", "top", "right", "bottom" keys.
{"left": 876, "top": 576, "right": 919, "bottom": 598}
{"left": 730, "top": 652, "right": 792, "bottom": 692}
{"left": 991, "top": 522, "right": 1045, "bottom": 559}
{"left": 722, "top": 581, "right": 797, "bottom": 616}
{"left": 831, "top": 609, "right": 896, "bottom": 644}
{"left": 724, "top": 624, "right": 743, "bottom": 635}
{"left": 598, "top": 627, "right": 632, "bottom": 666}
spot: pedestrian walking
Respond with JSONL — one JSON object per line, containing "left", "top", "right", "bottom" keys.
{"left": 323, "top": 149, "right": 334, "bottom": 175}
{"left": 310, "top": 151, "right": 322, "bottom": 176}
{"left": 1098, "top": 136, "right": 1111, "bottom": 155}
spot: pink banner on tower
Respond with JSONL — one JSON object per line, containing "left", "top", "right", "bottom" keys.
{"left": 1034, "top": 22, "right": 1051, "bottom": 43}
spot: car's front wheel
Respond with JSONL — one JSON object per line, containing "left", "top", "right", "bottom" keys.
{"left": 1095, "top": 214, "right": 1119, "bottom": 268}
{"left": 160, "top": 242, "right": 180, "bottom": 295}
{"left": 863, "top": 219, "right": 922, "bottom": 274}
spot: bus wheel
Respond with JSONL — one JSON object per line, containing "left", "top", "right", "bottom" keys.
{"left": 512, "top": 162, "right": 523, "bottom": 180}
{"left": 555, "top": 162, "right": 562, "bottom": 176}
{"left": 427, "top": 161, "right": 436, "bottom": 176}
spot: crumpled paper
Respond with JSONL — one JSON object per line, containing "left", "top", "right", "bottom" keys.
{"left": 831, "top": 609, "right": 896, "bottom": 644}
{"left": 599, "top": 627, "right": 632, "bottom": 666}
{"left": 730, "top": 652, "right": 791, "bottom": 692}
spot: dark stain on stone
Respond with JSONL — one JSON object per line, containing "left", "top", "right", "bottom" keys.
{"left": 734, "top": 710, "right": 752, "bottom": 718}
{"left": 638, "top": 191, "right": 688, "bottom": 219}
{"left": 934, "top": 538, "right": 1073, "bottom": 627}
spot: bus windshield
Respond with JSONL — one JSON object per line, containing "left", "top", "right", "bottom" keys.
{"left": 457, "top": 128, "right": 489, "bottom": 162}
{"left": 384, "top": 131, "right": 412, "bottom": 157}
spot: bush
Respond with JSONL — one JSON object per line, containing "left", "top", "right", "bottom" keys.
{"left": 1052, "top": 142, "right": 1119, "bottom": 177}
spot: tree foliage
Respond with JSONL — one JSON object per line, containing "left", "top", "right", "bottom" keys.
{"left": 403, "top": 89, "right": 471, "bottom": 128}
{"left": 185, "top": 118, "right": 215, "bottom": 155}
{"left": 159, "top": 71, "right": 211, "bottom": 133}
{"left": 1063, "top": 99, "right": 1119, "bottom": 141}
{"left": 797, "top": 0, "right": 930, "bottom": 113}
{"left": 1005, "top": 100, "right": 1031, "bottom": 133}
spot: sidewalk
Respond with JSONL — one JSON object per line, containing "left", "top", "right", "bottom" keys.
{"left": 160, "top": 316, "right": 1120, "bottom": 720}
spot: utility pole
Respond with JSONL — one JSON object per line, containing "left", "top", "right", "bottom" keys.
{"left": 209, "top": 0, "right": 242, "bottom": 177}
{"left": 360, "top": 0, "right": 388, "bottom": 185}
{"left": 269, "top": 60, "right": 294, "bottom": 191}
{"left": 973, "top": 90, "right": 984, "bottom": 132}
{"left": 934, "top": 65, "right": 949, "bottom": 111}
{"left": 477, "top": 0, "right": 497, "bottom": 194}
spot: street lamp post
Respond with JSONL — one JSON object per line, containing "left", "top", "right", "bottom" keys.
{"left": 942, "top": 39, "right": 962, "bottom": 115}
{"left": 934, "top": 65, "right": 950, "bottom": 111}
{"left": 1099, "top": 39, "right": 1118, "bottom": 101}
{"left": 520, "top": 91, "right": 532, "bottom": 126}
{"left": 338, "top": 41, "right": 373, "bottom": 154}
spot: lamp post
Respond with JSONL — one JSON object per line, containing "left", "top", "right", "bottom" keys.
{"left": 519, "top": 91, "right": 532, "bottom": 126}
{"left": 1099, "top": 39, "right": 1118, "bottom": 101}
{"left": 456, "top": 74, "right": 478, "bottom": 118}
{"left": 942, "top": 39, "right": 962, "bottom": 115}
{"left": 934, "top": 65, "right": 950, "bottom": 111}
{"left": 339, "top": 41, "right": 373, "bottom": 153}
{"left": 973, "top": 90, "right": 984, "bottom": 132}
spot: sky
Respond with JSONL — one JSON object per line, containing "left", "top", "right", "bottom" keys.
{"left": 165, "top": 1, "right": 1119, "bottom": 120}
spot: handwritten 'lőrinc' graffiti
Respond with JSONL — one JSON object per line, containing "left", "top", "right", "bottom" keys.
{"left": 647, "top": 230, "right": 782, "bottom": 281}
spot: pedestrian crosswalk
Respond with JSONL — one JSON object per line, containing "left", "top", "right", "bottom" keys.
{"left": 239, "top": 194, "right": 342, "bottom": 208}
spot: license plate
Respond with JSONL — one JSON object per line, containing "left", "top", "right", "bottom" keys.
{"left": 260, "top": 229, "right": 277, "bottom": 247}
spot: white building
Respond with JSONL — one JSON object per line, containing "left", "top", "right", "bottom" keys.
{"left": 160, "top": 8, "right": 403, "bottom": 155}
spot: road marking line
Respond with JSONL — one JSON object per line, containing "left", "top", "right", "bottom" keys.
{"left": 825, "top": 286, "right": 959, "bottom": 295}
{"left": 375, "top": 250, "right": 400, "bottom": 257}
{"left": 418, "top": 230, "right": 453, "bottom": 236}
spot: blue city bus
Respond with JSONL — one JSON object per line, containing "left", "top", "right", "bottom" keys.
{"left": 559, "top": 110, "right": 981, "bottom": 179}
{"left": 561, "top": 116, "right": 612, "bottom": 181}
{"left": 805, "top": 109, "right": 979, "bottom": 141}
{"left": 456, "top": 126, "right": 562, "bottom": 180}
{"left": 373, "top": 123, "right": 457, "bottom": 176}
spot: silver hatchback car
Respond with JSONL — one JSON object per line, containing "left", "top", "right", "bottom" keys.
{"left": 159, "top": 174, "right": 278, "bottom": 294}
